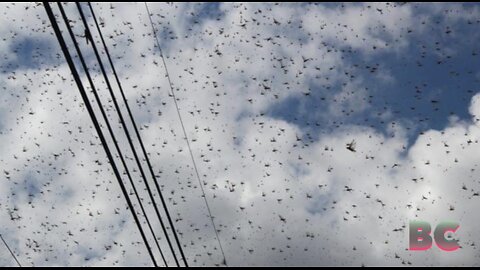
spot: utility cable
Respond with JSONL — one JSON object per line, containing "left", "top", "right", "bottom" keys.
{"left": 43, "top": 2, "right": 157, "bottom": 266}
{"left": 76, "top": 2, "right": 182, "bottom": 266}
{"left": 0, "top": 234, "right": 21, "bottom": 267}
{"left": 144, "top": 2, "right": 228, "bottom": 266}
{"left": 57, "top": 3, "right": 168, "bottom": 266}
{"left": 86, "top": 2, "right": 189, "bottom": 266}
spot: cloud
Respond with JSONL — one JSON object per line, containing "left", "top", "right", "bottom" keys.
{"left": 1, "top": 2, "right": 480, "bottom": 267}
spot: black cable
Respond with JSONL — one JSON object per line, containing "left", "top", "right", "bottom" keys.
{"left": 56, "top": 2, "right": 168, "bottom": 266}
{"left": 42, "top": 2, "right": 158, "bottom": 266}
{"left": 76, "top": 2, "right": 182, "bottom": 266}
{"left": 144, "top": 2, "right": 228, "bottom": 266}
{"left": 0, "top": 234, "right": 21, "bottom": 267}
{"left": 86, "top": 2, "right": 189, "bottom": 266}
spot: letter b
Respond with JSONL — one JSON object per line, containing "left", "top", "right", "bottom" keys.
{"left": 409, "top": 220, "right": 432, "bottom": 251}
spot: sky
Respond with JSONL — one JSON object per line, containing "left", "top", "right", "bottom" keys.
{"left": 1, "top": 2, "right": 480, "bottom": 266}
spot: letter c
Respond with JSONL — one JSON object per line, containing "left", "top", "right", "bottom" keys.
{"left": 434, "top": 221, "right": 460, "bottom": 251}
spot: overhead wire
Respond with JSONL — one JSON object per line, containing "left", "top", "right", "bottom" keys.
{"left": 56, "top": 2, "right": 168, "bottom": 266}
{"left": 144, "top": 2, "right": 228, "bottom": 266}
{"left": 0, "top": 234, "right": 21, "bottom": 267}
{"left": 86, "top": 2, "right": 189, "bottom": 266}
{"left": 76, "top": 2, "right": 183, "bottom": 266}
{"left": 43, "top": 2, "right": 158, "bottom": 266}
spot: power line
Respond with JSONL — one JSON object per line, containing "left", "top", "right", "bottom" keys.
{"left": 73, "top": 2, "right": 173, "bottom": 265}
{"left": 0, "top": 234, "right": 21, "bottom": 267}
{"left": 43, "top": 2, "right": 158, "bottom": 266}
{"left": 77, "top": 2, "right": 183, "bottom": 266}
{"left": 86, "top": 2, "right": 189, "bottom": 266}
{"left": 144, "top": 2, "right": 228, "bottom": 266}
{"left": 56, "top": 2, "right": 168, "bottom": 266}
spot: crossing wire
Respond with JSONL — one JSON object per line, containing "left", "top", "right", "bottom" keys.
{"left": 144, "top": 2, "right": 228, "bottom": 266}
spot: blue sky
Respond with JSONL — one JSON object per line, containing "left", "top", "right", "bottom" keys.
{"left": 268, "top": 4, "right": 480, "bottom": 142}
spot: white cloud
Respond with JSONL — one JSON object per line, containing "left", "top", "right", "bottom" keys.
{"left": 1, "top": 2, "right": 480, "bottom": 267}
